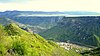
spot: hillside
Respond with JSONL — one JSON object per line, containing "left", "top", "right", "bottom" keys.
{"left": 0, "top": 17, "right": 12, "bottom": 25}
{"left": 40, "top": 16, "right": 100, "bottom": 47}
{"left": 81, "top": 47, "right": 100, "bottom": 56}
{"left": 0, "top": 23, "right": 81, "bottom": 56}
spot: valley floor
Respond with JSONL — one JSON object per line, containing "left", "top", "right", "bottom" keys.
{"left": 56, "top": 42, "right": 90, "bottom": 53}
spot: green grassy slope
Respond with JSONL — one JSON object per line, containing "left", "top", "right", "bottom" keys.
{"left": 81, "top": 47, "right": 100, "bottom": 56}
{"left": 0, "top": 23, "right": 81, "bottom": 56}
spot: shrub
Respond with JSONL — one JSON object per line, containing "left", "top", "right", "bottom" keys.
{"left": 12, "top": 39, "right": 27, "bottom": 55}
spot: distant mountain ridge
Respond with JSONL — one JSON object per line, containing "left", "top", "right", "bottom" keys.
{"left": 0, "top": 10, "right": 100, "bottom": 15}
{"left": 0, "top": 10, "right": 100, "bottom": 33}
{"left": 0, "top": 11, "right": 64, "bottom": 33}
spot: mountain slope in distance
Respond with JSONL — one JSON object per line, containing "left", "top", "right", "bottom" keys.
{"left": 39, "top": 16, "right": 100, "bottom": 47}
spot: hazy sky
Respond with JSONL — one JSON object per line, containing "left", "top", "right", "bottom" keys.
{"left": 0, "top": 0, "right": 100, "bottom": 12}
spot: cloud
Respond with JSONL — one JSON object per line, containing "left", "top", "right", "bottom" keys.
{"left": 0, "top": 0, "right": 32, "bottom": 3}
{"left": 0, "top": 0, "right": 100, "bottom": 12}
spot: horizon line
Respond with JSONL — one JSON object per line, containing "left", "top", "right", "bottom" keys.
{"left": 0, "top": 10, "right": 100, "bottom": 13}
